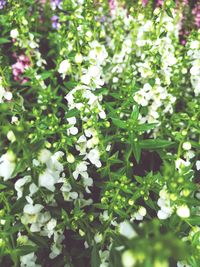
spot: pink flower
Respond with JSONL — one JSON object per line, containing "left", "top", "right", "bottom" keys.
{"left": 12, "top": 54, "right": 30, "bottom": 83}
{"left": 156, "top": 0, "right": 164, "bottom": 7}
{"left": 142, "top": 0, "right": 148, "bottom": 7}
{"left": 192, "top": 3, "right": 200, "bottom": 28}
{"left": 109, "top": 0, "right": 117, "bottom": 13}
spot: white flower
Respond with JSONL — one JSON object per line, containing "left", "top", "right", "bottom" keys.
{"left": 196, "top": 160, "right": 200, "bottom": 171}
{"left": 81, "top": 65, "right": 104, "bottom": 87}
{"left": 33, "top": 159, "right": 40, "bottom": 166}
{"left": 67, "top": 117, "right": 76, "bottom": 125}
{"left": 73, "top": 161, "right": 88, "bottom": 180}
{"left": 143, "top": 83, "right": 152, "bottom": 91}
{"left": 69, "top": 191, "right": 78, "bottom": 199}
{"left": 157, "top": 210, "right": 170, "bottom": 220}
{"left": 23, "top": 203, "right": 43, "bottom": 215}
{"left": 86, "top": 148, "right": 101, "bottom": 168}
{"left": 0, "top": 84, "right": 12, "bottom": 103}
{"left": 100, "top": 210, "right": 109, "bottom": 222}
{"left": 99, "top": 250, "right": 109, "bottom": 267}
{"left": 22, "top": 201, "right": 46, "bottom": 232}
{"left": 122, "top": 250, "right": 136, "bottom": 267}
{"left": 39, "top": 170, "right": 57, "bottom": 192}
{"left": 7, "top": 130, "right": 16, "bottom": 143}
{"left": 67, "top": 126, "right": 78, "bottom": 135}
{"left": 49, "top": 231, "right": 64, "bottom": 259}
{"left": 119, "top": 221, "right": 137, "bottom": 239}
{"left": 67, "top": 153, "right": 75, "bottom": 163}
{"left": 81, "top": 74, "right": 91, "bottom": 85}
{"left": 0, "top": 152, "right": 16, "bottom": 180}
{"left": 29, "top": 183, "right": 38, "bottom": 197}
{"left": 190, "top": 41, "right": 199, "bottom": 49}
{"left": 94, "top": 233, "right": 102, "bottom": 243}
{"left": 88, "top": 41, "right": 108, "bottom": 65}
{"left": 175, "top": 158, "right": 190, "bottom": 172}
{"left": 58, "top": 59, "right": 71, "bottom": 78}
{"left": 132, "top": 206, "right": 147, "bottom": 221}
{"left": 75, "top": 53, "right": 83, "bottom": 64}
{"left": 138, "top": 206, "right": 146, "bottom": 216}
{"left": 20, "top": 252, "right": 41, "bottom": 267}
{"left": 38, "top": 149, "right": 51, "bottom": 164}
{"left": 190, "top": 65, "right": 199, "bottom": 76}
{"left": 134, "top": 92, "right": 148, "bottom": 106}
{"left": 176, "top": 205, "right": 190, "bottom": 218}
{"left": 40, "top": 149, "right": 64, "bottom": 173}
{"left": 10, "top": 29, "right": 19, "bottom": 39}
{"left": 157, "top": 187, "right": 173, "bottom": 220}
{"left": 15, "top": 176, "right": 31, "bottom": 199}
{"left": 87, "top": 136, "right": 99, "bottom": 149}
{"left": 113, "top": 77, "right": 119, "bottom": 83}
{"left": 11, "top": 116, "right": 19, "bottom": 124}
{"left": 44, "top": 218, "right": 57, "bottom": 238}
{"left": 83, "top": 176, "right": 93, "bottom": 193}
{"left": 177, "top": 261, "right": 191, "bottom": 267}
{"left": 182, "top": 142, "right": 191, "bottom": 151}
{"left": 88, "top": 65, "right": 101, "bottom": 78}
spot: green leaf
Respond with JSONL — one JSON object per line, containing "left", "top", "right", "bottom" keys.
{"left": 132, "top": 142, "right": 141, "bottom": 163}
{"left": 65, "top": 108, "right": 79, "bottom": 118}
{"left": 111, "top": 118, "right": 127, "bottom": 129}
{"left": 0, "top": 38, "right": 10, "bottom": 44}
{"left": 186, "top": 218, "right": 200, "bottom": 226}
{"left": 64, "top": 81, "right": 78, "bottom": 89}
{"left": 139, "top": 139, "right": 174, "bottom": 150}
{"left": 11, "top": 198, "right": 26, "bottom": 214}
{"left": 134, "top": 175, "right": 143, "bottom": 183}
{"left": 110, "top": 93, "right": 122, "bottom": 99}
{"left": 136, "top": 123, "right": 157, "bottom": 132}
{"left": 166, "top": 8, "right": 173, "bottom": 18}
{"left": 91, "top": 243, "right": 101, "bottom": 267}
{"left": 108, "top": 152, "right": 123, "bottom": 164}
{"left": 131, "top": 105, "right": 139, "bottom": 122}
{"left": 11, "top": 159, "right": 28, "bottom": 177}
{"left": 159, "top": 31, "right": 167, "bottom": 38}
{"left": 14, "top": 245, "right": 38, "bottom": 256}
{"left": 0, "top": 183, "right": 7, "bottom": 190}
{"left": 29, "top": 234, "right": 49, "bottom": 248}
{"left": 40, "top": 71, "right": 53, "bottom": 80}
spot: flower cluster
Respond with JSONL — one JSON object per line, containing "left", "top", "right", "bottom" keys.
{"left": 0, "top": 1, "right": 200, "bottom": 267}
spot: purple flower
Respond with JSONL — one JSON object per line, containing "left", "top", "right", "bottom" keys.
{"left": 50, "top": 0, "right": 62, "bottom": 10}
{"left": 51, "top": 15, "right": 60, "bottom": 29}
{"left": 142, "top": 0, "right": 148, "bottom": 7}
{"left": 156, "top": 0, "right": 164, "bottom": 7}
{"left": 192, "top": 3, "right": 200, "bottom": 28}
{"left": 0, "top": 0, "right": 6, "bottom": 9}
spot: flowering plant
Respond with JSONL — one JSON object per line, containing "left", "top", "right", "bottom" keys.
{"left": 0, "top": 0, "right": 200, "bottom": 266}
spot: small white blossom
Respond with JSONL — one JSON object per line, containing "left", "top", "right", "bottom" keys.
{"left": 75, "top": 53, "right": 83, "bottom": 64}
{"left": 39, "top": 170, "right": 57, "bottom": 192}
{"left": 176, "top": 205, "right": 190, "bottom": 218}
{"left": 15, "top": 176, "right": 31, "bottom": 199}
{"left": 20, "top": 252, "right": 41, "bottom": 267}
{"left": 73, "top": 161, "right": 89, "bottom": 180}
{"left": 0, "top": 152, "right": 16, "bottom": 180}
{"left": 7, "top": 130, "right": 16, "bottom": 143}
{"left": 58, "top": 59, "right": 71, "bottom": 79}
{"left": 119, "top": 221, "right": 137, "bottom": 239}
{"left": 196, "top": 160, "right": 200, "bottom": 171}
{"left": 10, "top": 28, "right": 19, "bottom": 39}
{"left": 122, "top": 250, "right": 136, "bottom": 267}
{"left": 67, "top": 153, "right": 75, "bottom": 163}
{"left": 86, "top": 148, "right": 102, "bottom": 168}
{"left": 182, "top": 142, "right": 192, "bottom": 151}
